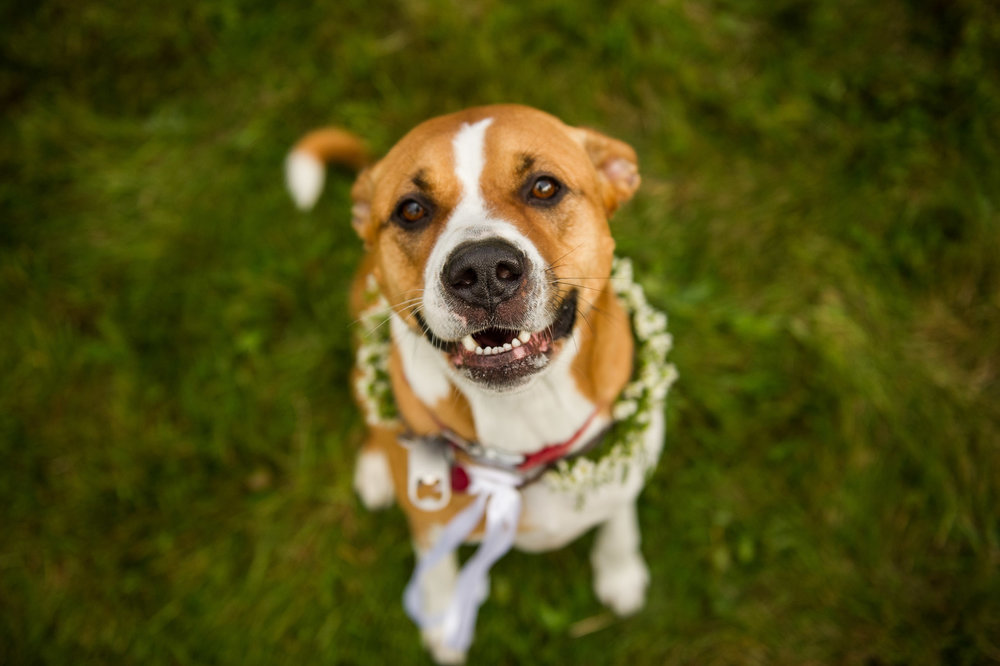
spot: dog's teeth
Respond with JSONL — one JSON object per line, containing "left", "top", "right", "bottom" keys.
{"left": 470, "top": 336, "right": 523, "bottom": 356}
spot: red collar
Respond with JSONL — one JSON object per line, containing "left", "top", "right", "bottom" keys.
{"left": 433, "top": 407, "right": 602, "bottom": 484}
{"left": 516, "top": 408, "right": 600, "bottom": 472}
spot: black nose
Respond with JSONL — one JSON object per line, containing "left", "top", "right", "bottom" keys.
{"left": 443, "top": 240, "right": 526, "bottom": 309}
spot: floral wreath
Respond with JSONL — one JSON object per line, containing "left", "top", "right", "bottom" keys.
{"left": 354, "top": 257, "right": 678, "bottom": 496}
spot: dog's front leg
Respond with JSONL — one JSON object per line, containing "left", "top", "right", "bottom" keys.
{"left": 591, "top": 500, "right": 650, "bottom": 616}
{"left": 414, "top": 537, "right": 466, "bottom": 665}
{"left": 353, "top": 427, "right": 397, "bottom": 510}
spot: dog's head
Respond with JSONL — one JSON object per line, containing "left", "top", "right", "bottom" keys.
{"left": 352, "top": 105, "right": 639, "bottom": 392}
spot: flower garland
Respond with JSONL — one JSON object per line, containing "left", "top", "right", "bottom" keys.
{"left": 353, "top": 257, "right": 678, "bottom": 493}
{"left": 354, "top": 270, "right": 406, "bottom": 426}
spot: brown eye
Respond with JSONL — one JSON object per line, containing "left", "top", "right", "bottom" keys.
{"left": 401, "top": 200, "right": 425, "bottom": 221}
{"left": 524, "top": 175, "right": 565, "bottom": 207}
{"left": 531, "top": 177, "right": 558, "bottom": 199}
{"left": 393, "top": 197, "right": 433, "bottom": 228}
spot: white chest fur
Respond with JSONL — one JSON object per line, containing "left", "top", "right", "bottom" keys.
{"left": 391, "top": 316, "right": 602, "bottom": 455}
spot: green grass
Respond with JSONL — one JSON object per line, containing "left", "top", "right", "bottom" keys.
{"left": 3, "top": 0, "right": 999, "bottom": 663}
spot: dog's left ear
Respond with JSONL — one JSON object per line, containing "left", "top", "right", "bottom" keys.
{"left": 350, "top": 166, "right": 376, "bottom": 247}
{"left": 572, "top": 127, "right": 641, "bottom": 215}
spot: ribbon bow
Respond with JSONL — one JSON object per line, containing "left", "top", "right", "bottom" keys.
{"left": 402, "top": 465, "right": 523, "bottom": 652}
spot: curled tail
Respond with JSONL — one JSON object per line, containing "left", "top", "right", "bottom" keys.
{"left": 285, "top": 127, "right": 369, "bottom": 211}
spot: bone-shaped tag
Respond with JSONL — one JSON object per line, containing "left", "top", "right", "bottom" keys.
{"left": 400, "top": 436, "right": 451, "bottom": 512}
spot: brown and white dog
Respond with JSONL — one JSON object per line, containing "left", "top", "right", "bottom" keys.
{"left": 286, "top": 105, "right": 665, "bottom": 663}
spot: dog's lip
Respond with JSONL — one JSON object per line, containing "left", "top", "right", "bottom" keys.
{"left": 413, "top": 290, "right": 579, "bottom": 367}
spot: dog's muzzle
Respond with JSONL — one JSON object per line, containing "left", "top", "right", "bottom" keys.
{"left": 415, "top": 237, "right": 577, "bottom": 390}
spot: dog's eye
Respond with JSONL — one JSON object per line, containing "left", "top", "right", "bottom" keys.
{"left": 531, "top": 177, "right": 558, "bottom": 199}
{"left": 392, "top": 197, "right": 432, "bottom": 227}
{"left": 400, "top": 200, "right": 425, "bottom": 221}
{"left": 525, "top": 175, "right": 565, "bottom": 206}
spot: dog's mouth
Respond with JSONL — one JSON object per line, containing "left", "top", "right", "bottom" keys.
{"left": 415, "top": 290, "right": 578, "bottom": 388}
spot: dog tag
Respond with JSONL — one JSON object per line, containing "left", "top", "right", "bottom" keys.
{"left": 401, "top": 436, "right": 451, "bottom": 512}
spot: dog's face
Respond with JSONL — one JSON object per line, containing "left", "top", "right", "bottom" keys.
{"left": 351, "top": 105, "right": 640, "bottom": 392}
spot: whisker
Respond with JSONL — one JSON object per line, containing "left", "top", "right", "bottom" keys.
{"left": 359, "top": 313, "right": 395, "bottom": 338}
{"left": 575, "top": 302, "right": 596, "bottom": 337}
{"left": 394, "top": 300, "right": 425, "bottom": 316}
{"left": 546, "top": 244, "right": 584, "bottom": 271}
{"left": 354, "top": 300, "right": 425, "bottom": 339}
{"left": 396, "top": 296, "right": 424, "bottom": 307}
{"left": 550, "top": 280, "right": 605, "bottom": 293}
{"left": 551, "top": 276, "right": 631, "bottom": 281}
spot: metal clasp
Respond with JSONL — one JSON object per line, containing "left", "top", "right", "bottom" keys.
{"left": 400, "top": 435, "right": 451, "bottom": 512}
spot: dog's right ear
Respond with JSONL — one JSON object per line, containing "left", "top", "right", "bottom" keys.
{"left": 571, "top": 127, "right": 641, "bottom": 215}
{"left": 350, "top": 166, "right": 376, "bottom": 246}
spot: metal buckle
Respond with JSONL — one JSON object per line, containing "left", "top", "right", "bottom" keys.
{"left": 443, "top": 431, "right": 526, "bottom": 470}
{"left": 400, "top": 435, "right": 452, "bottom": 512}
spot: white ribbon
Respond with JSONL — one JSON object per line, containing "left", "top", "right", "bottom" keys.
{"left": 403, "top": 465, "right": 523, "bottom": 653}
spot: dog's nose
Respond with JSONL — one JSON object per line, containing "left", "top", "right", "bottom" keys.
{"left": 443, "top": 240, "right": 526, "bottom": 309}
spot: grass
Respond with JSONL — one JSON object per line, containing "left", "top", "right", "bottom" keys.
{"left": 2, "top": 0, "right": 999, "bottom": 663}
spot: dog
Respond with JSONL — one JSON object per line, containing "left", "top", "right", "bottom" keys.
{"left": 286, "top": 105, "right": 675, "bottom": 663}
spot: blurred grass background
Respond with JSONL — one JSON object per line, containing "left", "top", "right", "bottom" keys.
{"left": 2, "top": 0, "right": 999, "bottom": 663}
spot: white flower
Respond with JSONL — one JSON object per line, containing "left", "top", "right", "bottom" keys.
{"left": 613, "top": 399, "right": 639, "bottom": 420}
{"left": 648, "top": 332, "right": 673, "bottom": 356}
{"left": 634, "top": 309, "right": 667, "bottom": 339}
{"left": 613, "top": 257, "right": 634, "bottom": 284}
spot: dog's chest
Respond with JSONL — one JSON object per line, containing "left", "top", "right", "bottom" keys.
{"left": 393, "top": 321, "right": 599, "bottom": 455}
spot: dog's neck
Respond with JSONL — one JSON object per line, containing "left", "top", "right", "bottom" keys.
{"left": 454, "top": 330, "right": 602, "bottom": 454}
{"left": 389, "top": 282, "right": 634, "bottom": 456}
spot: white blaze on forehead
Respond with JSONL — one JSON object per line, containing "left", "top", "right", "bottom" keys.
{"left": 451, "top": 117, "right": 494, "bottom": 217}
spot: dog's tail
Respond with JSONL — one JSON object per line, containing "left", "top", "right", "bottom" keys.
{"left": 285, "top": 127, "right": 369, "bottom": 211}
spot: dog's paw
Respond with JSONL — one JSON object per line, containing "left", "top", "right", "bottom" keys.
{"left": 593, "top": 553, "right": 649, "bottom": 617}
{"left": 421, "top": 628, "right": 467, "bottom": 665}
{"left": 353, "top": 449, "right": 395, "bottom": 510}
